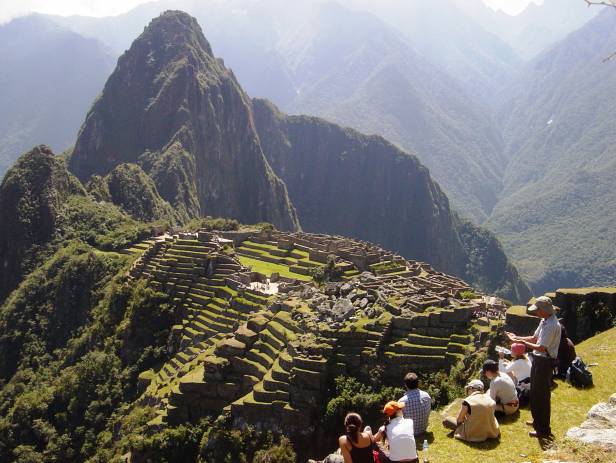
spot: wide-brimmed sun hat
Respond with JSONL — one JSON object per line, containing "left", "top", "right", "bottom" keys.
{"left": 528, "top": 296, "right": 554, "bottom": 315}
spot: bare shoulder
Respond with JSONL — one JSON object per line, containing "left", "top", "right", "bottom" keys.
{"left": 339, "top": 435, "right": 348, "bottom": 447}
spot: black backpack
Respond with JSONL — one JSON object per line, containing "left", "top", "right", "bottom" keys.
{"left": 567, "top": 357, "right": 593, "bottom": 388}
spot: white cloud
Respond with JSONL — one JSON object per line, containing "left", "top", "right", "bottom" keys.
{"left": 0, "top": 0, "right": 157, "bottom": 24}
{"left": 482, "top": 0, "right": 544, "bottom": 16}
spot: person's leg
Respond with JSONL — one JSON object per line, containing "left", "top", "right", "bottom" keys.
{"left": 442, "top": 416, "right": 458, "bottom": 430}
{"left": 532, "top": 356, "right": 552, "bottom": 435}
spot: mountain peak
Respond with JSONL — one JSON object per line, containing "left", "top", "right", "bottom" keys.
{"left": 69, "top": 9, "right": 299, "bottom": 230}
{"left": 142, "top": 10, "right": 214, "bottom": 57}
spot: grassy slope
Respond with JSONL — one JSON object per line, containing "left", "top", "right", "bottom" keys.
{"left": 427, "top": 326, "right": 616, "bottom": 463}
{"left": 237, "top": 255, "right": 312, "bottom": 281}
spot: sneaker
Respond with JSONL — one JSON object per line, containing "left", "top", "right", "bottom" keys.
{"left": 525, "top": 420, "right": 534, "bottom": 426}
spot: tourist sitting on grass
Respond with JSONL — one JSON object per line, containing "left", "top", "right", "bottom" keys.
{"left": 338, "top": 413, "right": 374, "bottom": 463}
{"left": 499, "top": 343, "right": 531, "bottom": 406}
{"left": 374, "top": 401, "right": 419, "bottom": 462}
{"left": 398, "top": 372, "right": 432, "bottom": 436}
{"left": 483, "top": 359, "right": 519, "bottom": 416}
{"left": 442, "top": 379, "right": 500, "bottom": 442}
{"left": 499, "top": 343, "right": 532, "bottom": 386}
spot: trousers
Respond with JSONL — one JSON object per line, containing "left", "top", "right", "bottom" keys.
{"left": 530, "top": 354, "right": 553, "bottom": 435}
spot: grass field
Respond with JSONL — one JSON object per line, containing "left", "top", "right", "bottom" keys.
{"left": 425, "top": 326, "right": 616, "bottom": 463}
{"left": 237, "top": 255, "right": 312, "bottom": 281}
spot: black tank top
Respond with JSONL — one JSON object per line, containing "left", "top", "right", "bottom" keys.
{"left": 349, "top": 436, "right": 373, "bottom": 463}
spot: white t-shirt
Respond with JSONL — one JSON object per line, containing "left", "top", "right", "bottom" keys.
{"left": 488, "top": 373, "right": 518, "bottom": 404}
{"left": 386, "top": 417, "right": 418, "bottom": 461}
{"left": 499, "top": 357, "right": 531, "bottom": 384}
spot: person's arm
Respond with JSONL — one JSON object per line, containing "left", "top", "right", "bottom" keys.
{"left": 522, "top": 340, "right": 546, "bottom": 352}
{"left": 338, "top": 436, "right": 352, "bottom": 463}
{"left": 505, "top": 331, "right": 536, "bottom": 343}
{"left": 374, "top": 425, "right": 386, "bottom": 443}
{"left": 456, "top": 404, "right": 469, "bottom": 425}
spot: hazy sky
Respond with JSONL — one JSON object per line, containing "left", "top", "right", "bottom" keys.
{"left": 0, "top": 0, "right": 546, "bottom": 24}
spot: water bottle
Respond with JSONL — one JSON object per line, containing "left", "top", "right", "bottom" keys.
{"left": 422, "top": 439, "right": 429, "bottom": 463}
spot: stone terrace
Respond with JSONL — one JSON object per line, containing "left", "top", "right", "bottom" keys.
{"left": 128, "top": 229, "right": 499, "bottom": 430}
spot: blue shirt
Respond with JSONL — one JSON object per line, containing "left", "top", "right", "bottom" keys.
{"left": 398, "top": 389, "right": 432, "bottom": 435}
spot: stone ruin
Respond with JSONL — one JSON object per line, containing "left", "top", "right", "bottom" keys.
{"left": 127, "top": 228, "right": 501, "bottom": 433}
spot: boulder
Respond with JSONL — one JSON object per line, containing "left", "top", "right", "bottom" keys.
{"left": 566, "top": 393, "right": 616, "bottom": 451}
{"left": 332, "top": 298, "right": 354, "bottom": 322}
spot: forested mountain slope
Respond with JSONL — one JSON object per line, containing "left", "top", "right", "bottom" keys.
{"left": 488, "top": 9, "right": 616, "bottom": 293}
{"left": 455, "top": 0, "right": 601, "bottom": 60}
{"left": 280, "top": 2, "right": 506, "bottom": 222}
{"left": 0, "top": 15, "right": 114, "bottom": 179}
{"left": 0, "top": 11, "right": 530, "bottom": 305}
{"left": 45, "top": 0, "right": 512, "bottom": 222}
{"left": 253, "top": 99, "right": 530, "bottom": 302}
{"left": 68, "top": 11, "right": 299, "bottom": 230}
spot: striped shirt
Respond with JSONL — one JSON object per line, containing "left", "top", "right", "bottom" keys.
{"left": 398, "top": 389, "right": 432, "bottom": 435}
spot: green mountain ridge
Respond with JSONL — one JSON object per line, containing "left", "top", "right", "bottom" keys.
{"left": 488, "top": 8, "right": 616, "bottom": 293}
{"left": 55, "top": 10, "right": 528, "bottom": 302}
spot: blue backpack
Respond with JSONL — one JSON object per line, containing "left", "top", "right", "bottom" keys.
{"left": 567, "top": 357, "right": 593, "bottom": 388}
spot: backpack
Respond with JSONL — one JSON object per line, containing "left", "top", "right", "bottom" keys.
{"left": 567, "top": 357, "right": 593, "bottom": 388}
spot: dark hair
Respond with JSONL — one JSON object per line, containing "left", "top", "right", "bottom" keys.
{"left": 344, "top": 413, "right": 363, "bottom": 444}
{"left": 404, "top": 372, "right": 419, "bottom": 389}
{"left": 482, "top": 360, "right": 498, "bottom": 373}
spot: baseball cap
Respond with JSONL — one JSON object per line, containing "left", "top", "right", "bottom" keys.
{"left": 383, "top": 401, "right": 405, "bottom": 417}
{"left": 528, "top": 296, "right": 554, "bottom": 315}
{"left": 466, "top": 379, "right": 485, "bottom": 391}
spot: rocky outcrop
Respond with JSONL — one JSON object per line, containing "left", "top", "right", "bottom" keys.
{"left": 88, "top": 163, "right": 176, "bottom": 223}
{"left": 69, "top": 11, "right": 299, "bottom": 230}
{"left": 566, "top": 393, "right": 616, "bottom": 451}
{"left": 252, "top": 98, "right": 531, "bottom": 302}
{"left": 0, "top": 145, "right": 85, "bottom": 303}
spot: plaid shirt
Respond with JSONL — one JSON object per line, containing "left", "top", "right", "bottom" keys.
{"left": 399, "top": 389, "right": 432, "bottom": 435}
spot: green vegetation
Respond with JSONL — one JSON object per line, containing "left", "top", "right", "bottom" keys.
{"left": 488, "top": 10, "right": 616, "bottom": 294}
{"left": 427, "top": 326, "right": 616, "bottom": 463}
{"left": 0, "top": 240, "right": 173, "bottom": 462}
{"left": 237, "top": 255, "right": 312, "bottom": 281}
{"left": 459, "top": 289, "right": 476, "bottom": 299}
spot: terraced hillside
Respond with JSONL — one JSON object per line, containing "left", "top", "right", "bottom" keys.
{"left": 127, "top": 228, "right": 502, "bottom": 433}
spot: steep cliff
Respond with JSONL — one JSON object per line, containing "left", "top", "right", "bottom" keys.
{"left": 252, "top": 99, "right": 530, "bottom": 301}
{"left": 0, "top": 145, "right": 84, "bottom": 303}
{"left": 69, "top": 11, "right": 299, "bottom": 230}
{"left": 0, "top": 146, "right": 154, "bottom": 304}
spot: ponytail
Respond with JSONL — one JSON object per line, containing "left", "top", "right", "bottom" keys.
{"left": 344, "top": 413, "right": 363, "bottom": 444}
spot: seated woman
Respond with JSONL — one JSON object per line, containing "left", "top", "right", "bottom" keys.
{"left": 442, "top": 379, "right": 500, "bottom": 442}
{"left": 374, "top": 401, "right": 419, "bottom": 463}
{"left": 338, "top": 413, "right": 374, "bottom": 463}
{"left": 499, "top": 343, "right": 532, "bottom": 385}
{"left": 499, "top": 342, "right": 531, "bottom": 406}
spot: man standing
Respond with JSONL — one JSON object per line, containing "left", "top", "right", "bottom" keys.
{"left": 506, "top": 296, "right": 562, "bottom": 438}
{"left": 398, "top": 372, "right": 432, "bottom": 436}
